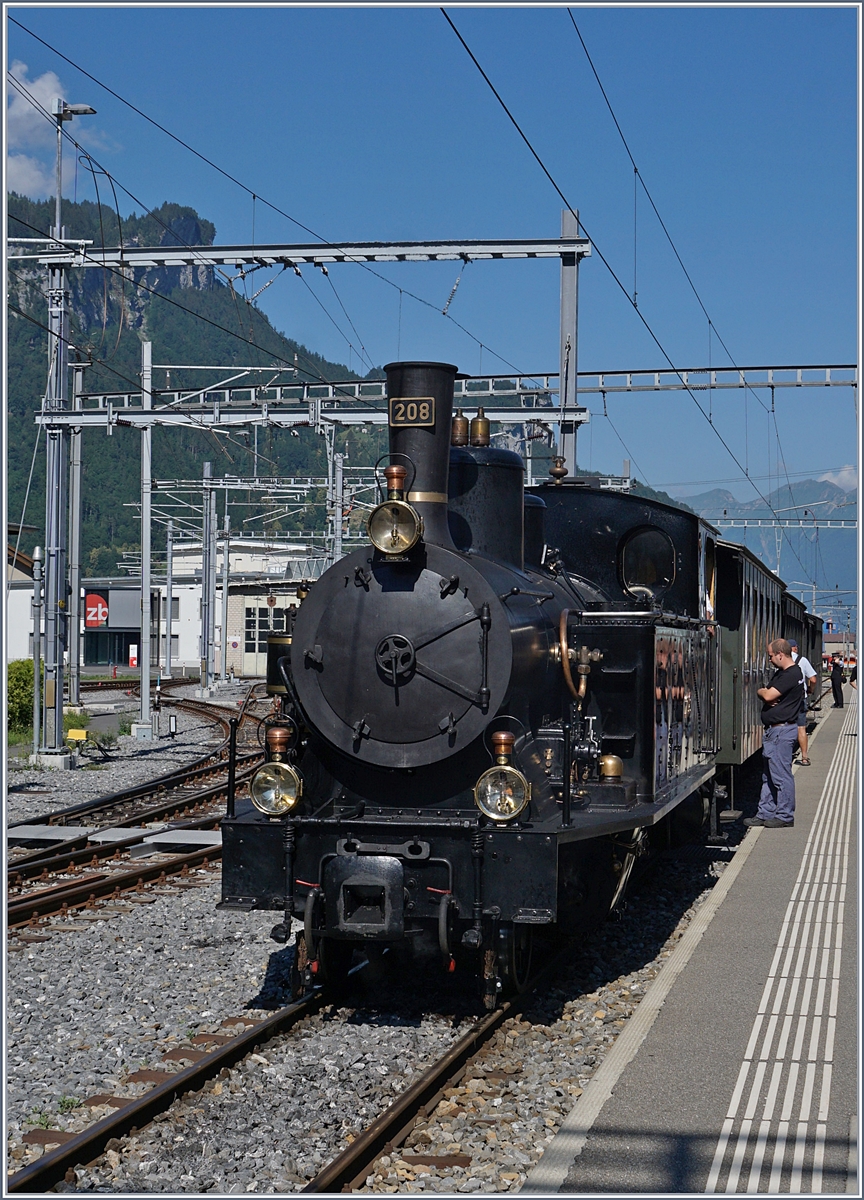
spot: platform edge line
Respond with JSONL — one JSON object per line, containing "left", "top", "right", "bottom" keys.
{"left": 520, "top": 825, "right": 764, "bottom": 1194}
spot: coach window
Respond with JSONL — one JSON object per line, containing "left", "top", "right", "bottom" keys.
{"left": 620, "top": 527, "right": 676, "bottom": 604}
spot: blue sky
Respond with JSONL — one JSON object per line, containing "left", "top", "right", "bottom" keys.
{"left": 6, "top": 4, "right": 860, "bottom": 502}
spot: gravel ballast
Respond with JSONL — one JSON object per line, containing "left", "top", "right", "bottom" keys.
{"left": 6, "top": 683, "right": 251, "bottom": 826}
{"left": 6, "top": 837, "right": 741, "bottom": 1192}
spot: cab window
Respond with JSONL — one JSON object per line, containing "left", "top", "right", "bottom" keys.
{"left": 620, "top": 527, "right": 676, "bottom": 603}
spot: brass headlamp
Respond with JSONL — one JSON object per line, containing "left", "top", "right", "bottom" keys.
{"left": 249, "top": 724, "right": 303, "bottom": 816}
{"left": 474, "top": 731, "right": 531, "bottom": 822}
{"left": 249, "top": 761, "right": 303, "bottom": 815}
{"left": 367, "top": 464, "right": 423, "bottom": 556}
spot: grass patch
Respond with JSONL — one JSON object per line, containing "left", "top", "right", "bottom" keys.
{"left": 63, "top": 711, "right": 91, "bottom": 733}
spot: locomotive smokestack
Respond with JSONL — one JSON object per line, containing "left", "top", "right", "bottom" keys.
{"left": 384, "top": 361, "right": 458, "bottom": 548}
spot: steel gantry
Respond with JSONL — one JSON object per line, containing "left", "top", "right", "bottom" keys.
{"left": 18, "top": 217, "right": 859, "bottom": 741}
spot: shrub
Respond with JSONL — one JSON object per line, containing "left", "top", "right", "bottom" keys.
{"left": 7, "top": 659, "right": 38, "bottom": 732}
{"left": 63, "top": 710, "right": 90, "bottom": 733}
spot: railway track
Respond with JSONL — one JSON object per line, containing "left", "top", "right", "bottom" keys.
{"left": 6, "top": 951, "right": 553, "bottom": 1195}
{"left": 6, "top": 684, "right": 272, "bottom": 934}
{"left": 6, "top": 814, "right": 750, "bottom": 1194}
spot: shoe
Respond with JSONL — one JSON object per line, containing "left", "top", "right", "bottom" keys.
{"left": 799, "top": 758, "right": 811, "bottom": 766}
{"left": 763, "top": 819, "right": 794, "bottom": 828}
{"left": 743, "top": 816, "right": 765, "bottom": 827}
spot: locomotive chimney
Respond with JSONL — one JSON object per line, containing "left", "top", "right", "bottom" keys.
{"left": 384, "top": 361, "right": 458, "bottom": 548}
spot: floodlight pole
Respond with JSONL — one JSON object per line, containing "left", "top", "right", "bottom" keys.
{"left": 41, "top": 99, "right": 95, "bottom": 752}
{"left": 200, "top": 462, "right": 212, "bottom": 692}
{"left": 208, "top": 487, "right": 218, "bottom": 685}
{"left": 137, "top": 340, "right": 153, "bottom": 735}
{"left": 67, "top": 363, "right": 85, "bottom": 707}
{"left": 32, "top": 548, "right": 43, "bottom": 759}
{"left": 220, "top": 513, "right": 230, "bottom": 682}
{"left": 164, "top": 520, "right": 174, "bottom": 679}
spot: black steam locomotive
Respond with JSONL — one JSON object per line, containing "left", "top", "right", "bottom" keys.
{"left": 220, "top": 361, "right": 820, "bottom": 1005}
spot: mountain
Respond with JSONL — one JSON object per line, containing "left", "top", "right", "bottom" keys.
{"left": 683, "top": 479, "right": 857, "bottom": 614}
{"left": 5, "top": 193, "right": 713, "bottom": 575}
{"left": 7, "top": 194, "right": 387, "bottom": 575}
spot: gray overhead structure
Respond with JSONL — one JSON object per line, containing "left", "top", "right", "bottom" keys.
{"left": 18, "top": 216, "right": 858, "bottom": 738}
{"left": 24, "top": 227, "right": 593, "bottom": 465}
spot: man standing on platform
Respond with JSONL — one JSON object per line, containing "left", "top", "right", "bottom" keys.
{"left": 830, "top": 655, "right": 845, "bottom": 707}
{"left": 788, "top": 638, "right": 816, "bottom": 765}
{"left": 745, "top": 639, "right": 802, "bottom": 829}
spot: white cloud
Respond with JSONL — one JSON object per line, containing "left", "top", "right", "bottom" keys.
{"left": 818, "top": 465, "right": 858, "bottom": 492}
{"left": 6, "top": 152, "right": 55, "bottom": 197}
{"left": 6, "top": 61, "right": 114, "bottom": 199}
{"left": 6, "top": 61, "right": 65, "bottom": 151}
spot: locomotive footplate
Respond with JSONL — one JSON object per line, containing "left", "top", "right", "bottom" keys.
{"left": 219, "top": 806, "right": 560, "bottom": 926}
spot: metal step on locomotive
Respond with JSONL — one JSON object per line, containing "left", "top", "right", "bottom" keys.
{"left": 219, "top": 361, "right": 821, "bottom": 1007}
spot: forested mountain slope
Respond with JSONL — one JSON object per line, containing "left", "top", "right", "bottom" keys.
{"left": 7, "top": 195, "right": 385, "bottom": 574}
{"left": 9, "top": 194, "right": 722, "bottom": 576}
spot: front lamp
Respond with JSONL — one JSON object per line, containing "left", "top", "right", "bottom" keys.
{"left": 474, "top": 765, "right": 531, "bottom": 822}
{"left": 367, "top": 500, "right": 423, "bottom": 556}
{"left": 250, "top": 762, "right": 303, "bottom": 815}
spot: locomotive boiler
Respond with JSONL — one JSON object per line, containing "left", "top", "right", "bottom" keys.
{"left": 220, "top": 360, "right": 723, "bottom": 1004}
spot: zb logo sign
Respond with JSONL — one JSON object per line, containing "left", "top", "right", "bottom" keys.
{"left": 85, "top": 594, "right": 109, "bottom": 628}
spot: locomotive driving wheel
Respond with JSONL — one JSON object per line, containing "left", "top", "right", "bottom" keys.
{"left": 302, "top": 888, "right": 354, "bottom": 992}
{"left": 317, "top": 937, "right": 355, "bottom": 990}
{"left": 499, "top": 923, "right": 534, "bottom": 995}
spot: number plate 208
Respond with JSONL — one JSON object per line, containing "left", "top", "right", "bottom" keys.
{"left": 388, "top": 397, "right": 435, "bottom": 427}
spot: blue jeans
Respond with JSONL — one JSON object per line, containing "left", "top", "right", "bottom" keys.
{"left": 758, "top": 723, "right": 798, "bottom": 823}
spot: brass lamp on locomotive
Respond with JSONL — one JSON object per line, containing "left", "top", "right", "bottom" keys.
{"left": 220, "top": 361, "right": 723, "bottom": 1003}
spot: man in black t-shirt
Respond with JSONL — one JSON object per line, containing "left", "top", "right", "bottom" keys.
{"left": 830, "top": 656, "right": 845, "bottom": 707}
{"left": 744, "top": 639, "right": 803, "bottom": 829}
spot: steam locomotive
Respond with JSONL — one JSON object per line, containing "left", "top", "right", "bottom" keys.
{"left": 220, "top": 361, "right": 821, "bottom": 1005}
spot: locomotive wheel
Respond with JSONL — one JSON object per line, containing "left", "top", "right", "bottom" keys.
{"left": 499, "top": 923, "right": 533, "bottom": 994}
{"left": 317, "top": 937, "right": 355, "bottom": 990}
{"left": 290, "top": 930, "right": 309, "bottom": 999}
{"left": 438, "top": 895, "right": 457, "bottom": 967}
{"left": 482, "top": 947, "right": 499, "bottom": 1011}
{"left": 302, "top": 890, "right": 355, "bottom": 991}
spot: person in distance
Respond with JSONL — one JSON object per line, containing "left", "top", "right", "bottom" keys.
{"left": 744, "top": 639, "right": 802, "bottom": 829}
{"left": 830, "top": 655, "right": 845, "bottom": 707}
{"left": 788, "top": 638, "right": 816, "bottom": 765}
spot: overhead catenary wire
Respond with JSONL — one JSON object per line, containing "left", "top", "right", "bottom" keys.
{"left": 566, "top": 7, "right": 772, "bottom": 422}
{"left": 439, "top": 7, "right": 818, "bottom": 589}
{"left": 567, "top": 0, "right": 828, "bottom": 592}
{"left": 7, "top": 298, "right": 276, "bottom": 466}
{"left": 6, "top": 23, "right": 523, "bottom": 376}
{"left": 8, "top": 67, "right": 525, "bottom": 386}
{"left": 10, "top": 204, "right": 361, "bottom": 405}
{"left": 566, "top": 8, "right": 828, "bottom": 583}
{"left": 597, "top": 391, "right": 648, "bottom": 485}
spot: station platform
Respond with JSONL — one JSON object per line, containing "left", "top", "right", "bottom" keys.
{"left": 524, "top": 694, "right": 859, "bottom": 1195}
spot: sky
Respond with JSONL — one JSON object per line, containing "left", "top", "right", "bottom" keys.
{"left": 4, "top": 4, "right": 861, "bottom": 506}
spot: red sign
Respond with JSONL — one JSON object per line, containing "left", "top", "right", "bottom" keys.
{"left": 85, "top": 593, "right": 109, "bottom": 628}
{"left": 129, "top": 645, "right": 138, "bottom": 669}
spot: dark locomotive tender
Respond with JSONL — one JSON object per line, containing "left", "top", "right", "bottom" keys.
{"left": 220, "top": 360, "right": 821, "bottom": 1004}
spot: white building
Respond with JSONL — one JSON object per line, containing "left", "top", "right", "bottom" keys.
{"left": 8, "top": 536, "right": 335, "bottom": 679}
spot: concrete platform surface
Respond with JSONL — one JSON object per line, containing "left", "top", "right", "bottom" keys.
{"left": 522, "top": 697, "right": 858, "bottom": 1194}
